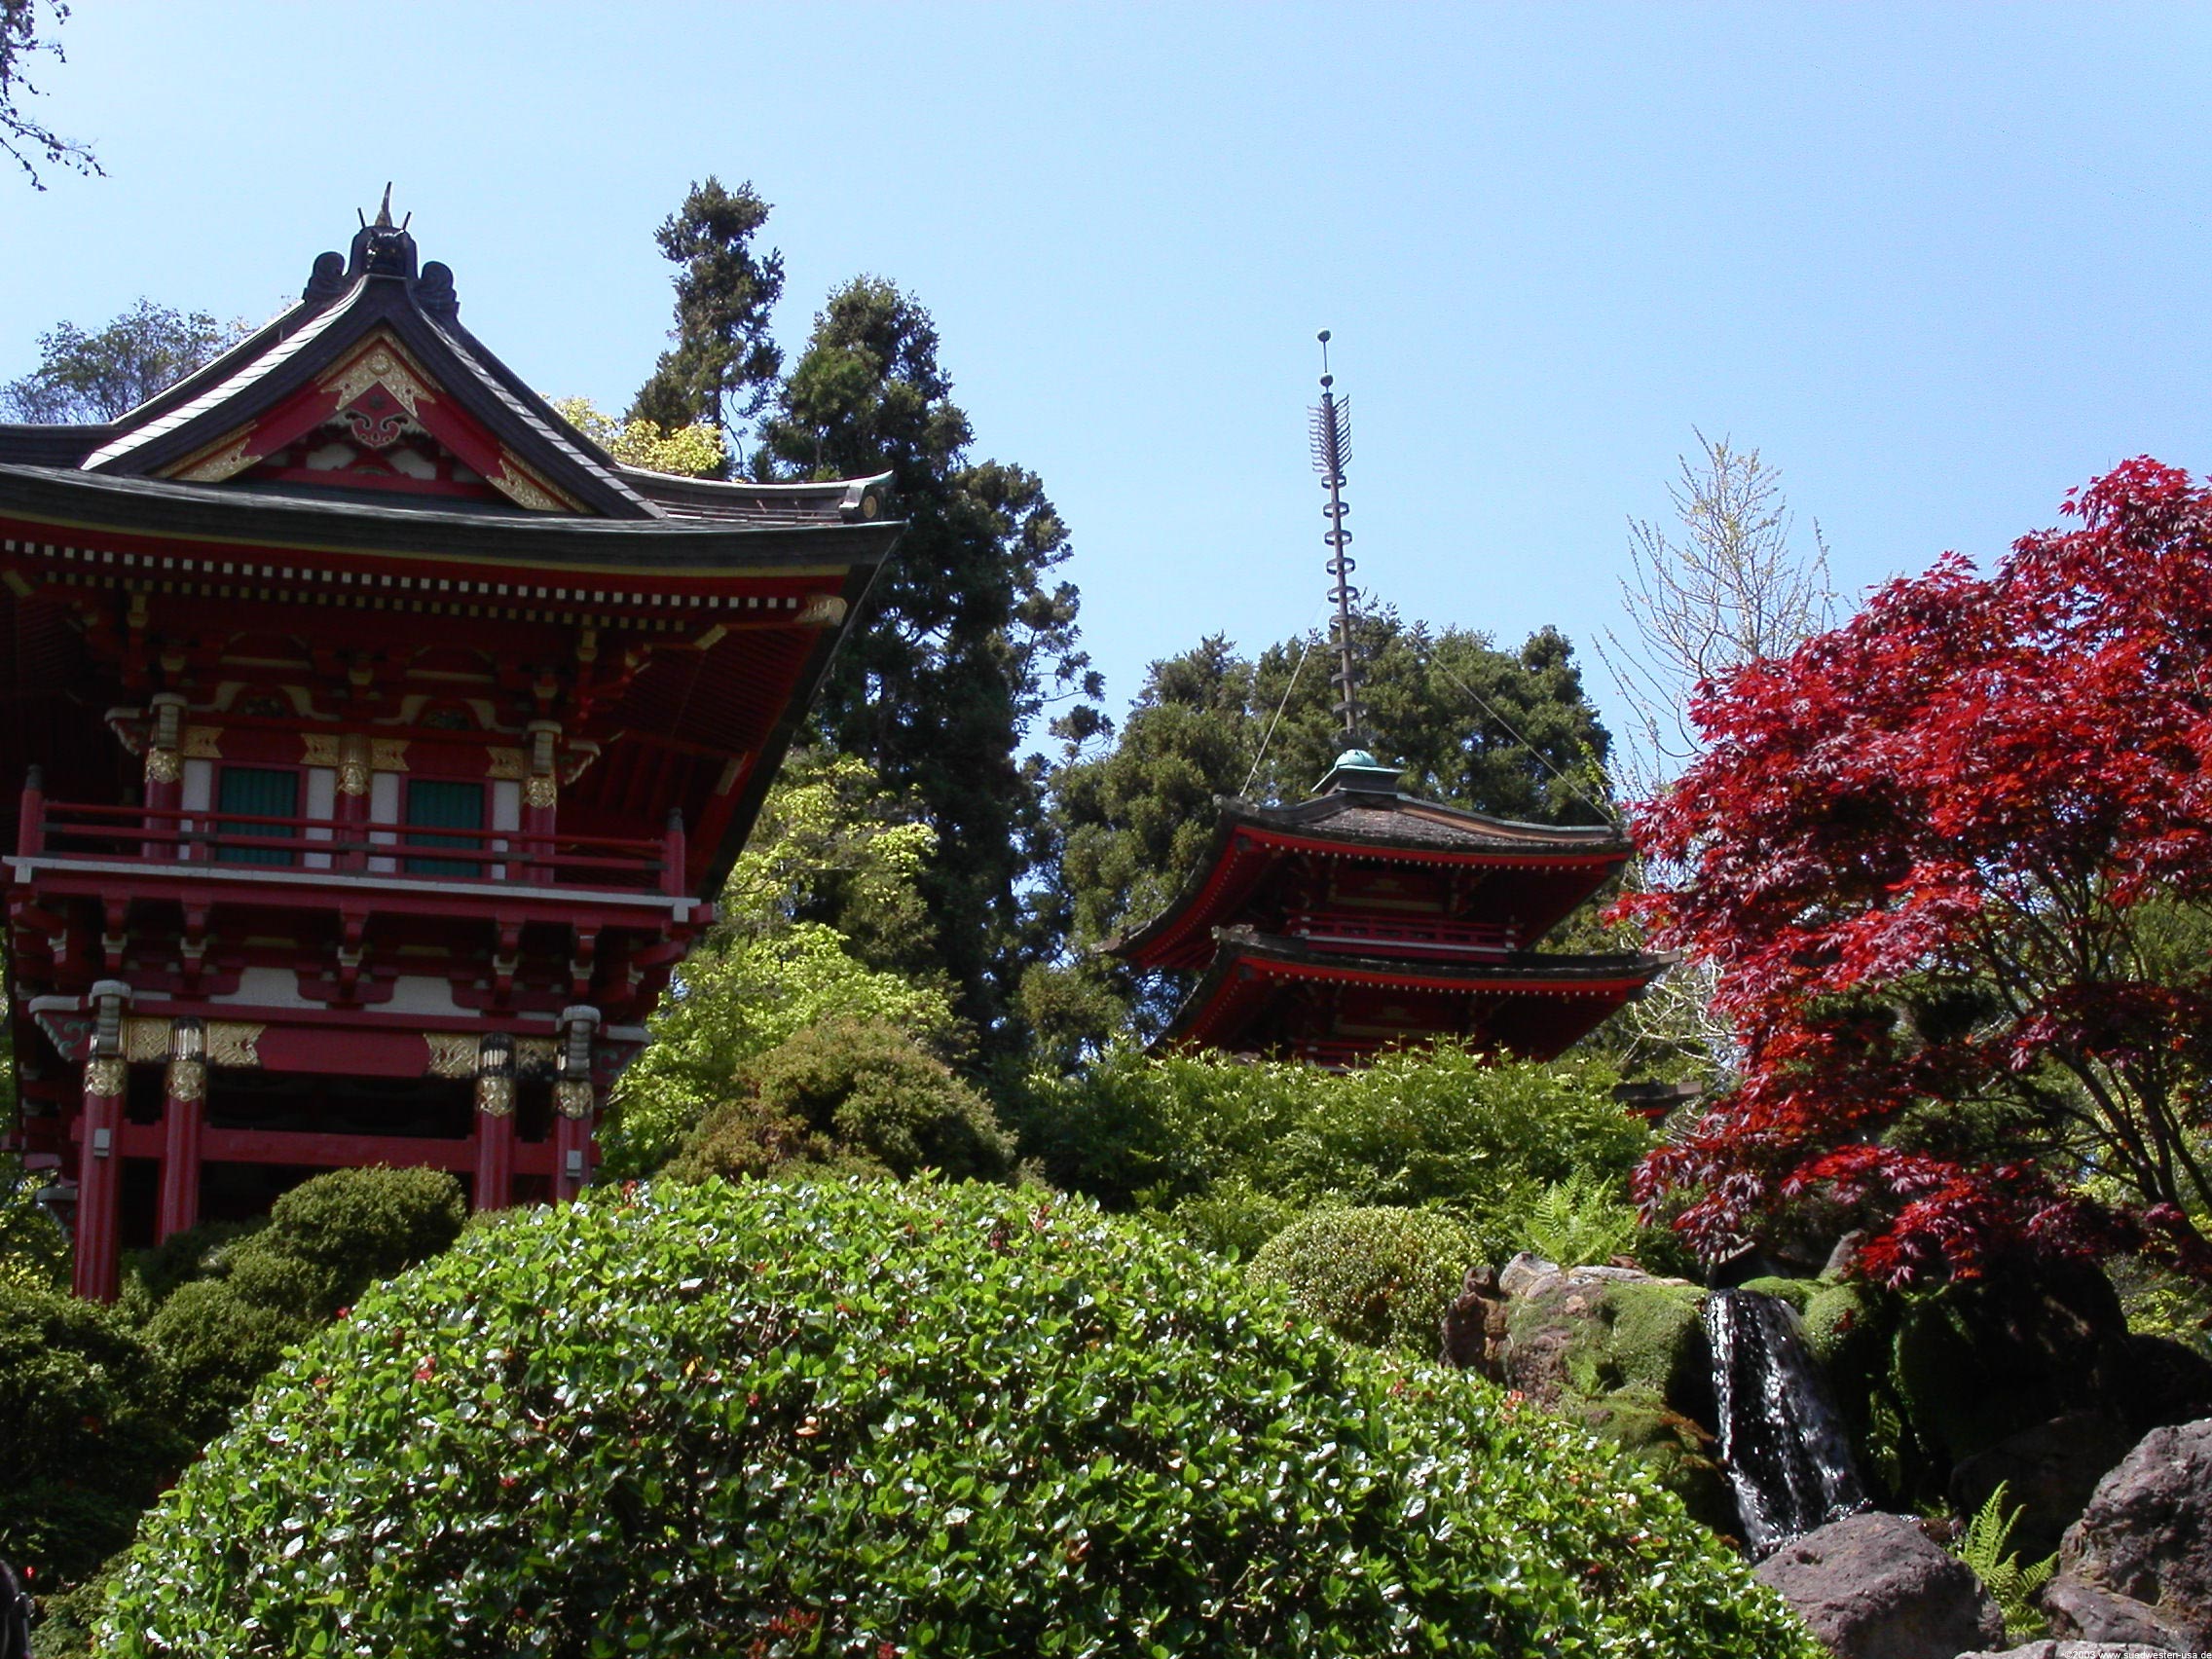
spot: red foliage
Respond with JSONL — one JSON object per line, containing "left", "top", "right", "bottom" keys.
{"left": 1625, "top": 458, "right": 2212, "bottom": 1287}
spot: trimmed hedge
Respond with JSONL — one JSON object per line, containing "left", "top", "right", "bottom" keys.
{"left": 1246, "top": 1205, "right": 1473, "bottom": 1356}
{"left": 101, "top": 1178, "right": 1818, "bottom": 1658}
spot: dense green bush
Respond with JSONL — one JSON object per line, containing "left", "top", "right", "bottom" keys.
{"left": 0, "top": 1155, "right": 69, "bottom": 1293}
{"left": 102, "top": 1178, "right": 1819, "bottom": 1659}
{"left": 666, "top": 1016, "right": 1014, "bottom": 1185}
{"left": 0, "top": 1280, "right": 187, "bottom": 1585}
{"left": 1246, "top": 1205, "right": 1473, "bottom": 1355}
{"left": 1016, "top": 1042, "right": 1649, "bottom": 1260}
{"left": 140, "top": 1165, "right": 465, "bottom": 1439}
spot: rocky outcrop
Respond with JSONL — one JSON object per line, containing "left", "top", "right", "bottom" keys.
{"left": 2040, "top": 1418, "right": 2212, "bottom": 1647}
{"left": 1437, "top": 1263, "right": 1507, "bottom": 1377}
{"left": 1948, "top": 1413, "right": 2140, "bottom": 1565}
{"left": 1751, "top": 1510, "right": 2004, "bottom": 1659}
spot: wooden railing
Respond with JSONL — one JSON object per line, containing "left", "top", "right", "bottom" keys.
{"left": 17, "top": 788, "right": 682, "bottom": 897}
{"left": 1282, "top": 909, "right": 1518, "bottom": 957}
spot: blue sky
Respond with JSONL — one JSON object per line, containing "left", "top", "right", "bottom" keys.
{"left": 6, "top": 2, "right": 2209, "bottom": 765}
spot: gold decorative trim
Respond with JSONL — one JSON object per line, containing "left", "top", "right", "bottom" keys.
{"left": 205, "top": 1022, "right": 264, "bottom": 1069}
{"left": 84, "top": 1055, "right": 128, "bottom": 1097}
{"left": 491, "top": 450, "right": 574, "bottom": 514}
{"left": 301, "top": 732, "right": 344, "bottom": 767}
{"left": 321, "top": 340, "right": 433, "bottom": 422}
{"left": 514, "top": 1037, "right": 560, "bottom": 1078}
{"left": 797, "top": 593, "right": 848, "bottom": 627}
{"left": 554, "top": 1078, "right": 596, "bottom": 1120}
{"left": 144, "top": 748, "right": 181, "bottom": 785}
{"left": 122, "top": 1016, "right": 172, "bottom": 1064}
{"left": 486, "top": 746, "right": 527, "bottom": 781}
{"left": 182, "top": 725, "right": 222, "bottom": 760}
{"left": 524, "top": 775, "right": 557, "bottom": 810}
{"left": 165, "top": 1059, "right": 206, "bottom": 1105}
{"left": 370, "top": 739, "right": 409, "bottom": 773}
{"left": 474, "top": 1076, "right": 515, "bottom": 1117}
{"left": 169, "top": 433, "right": 260, "bottom": 484}
{"left": 424, "top": 1032, "right": 478, "bottom": 1079}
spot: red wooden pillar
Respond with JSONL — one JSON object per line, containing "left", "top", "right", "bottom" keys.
{"left": 156, "top": 1018, "right": 205, "bottom": 1241}
{"left": 523, "top": 720, "right": 558, "bottom": 884}
{"left": 336, "top": 733, "right": 371, "bottom": 871}
{"left": 472, "top": 1034, "right": 515, "bottom": 1211}
{"left": 72, "top": 1052, "right": 127, "bottom": 1302}
{"left": 142, "top": 692, "right": 185, "bottom": 860}
{"left": 554, "top": 1005, "right": 600, "bottom": 1201}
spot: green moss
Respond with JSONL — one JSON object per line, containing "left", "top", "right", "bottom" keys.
{"left": 1572, "top": 1281, "right": 1712, "bottom": 1416}
{"left": 1573, "top": 1389, "right": 1738, "bottom": 1537}
{"left": 1738, "top": 1275, "right": 1816, "bottom": 1311}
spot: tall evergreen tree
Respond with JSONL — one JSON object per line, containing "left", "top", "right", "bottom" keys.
{"left": 760, "top": 276, "right": 1099, "bottom": 1048}
{"left": 628, "top": 177, "right": 785, "bottom": 471}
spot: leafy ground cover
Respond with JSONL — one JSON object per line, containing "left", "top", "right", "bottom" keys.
{"left": 100, "top": 1177, "right": 1817, "bottom": 1659}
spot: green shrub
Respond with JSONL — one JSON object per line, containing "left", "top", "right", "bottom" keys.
{"left": 1017, "top": 1041, "right": 1647, "bottom": 1262}
{"left": 1246, "top": 1205, "right": 1473, "bottom": 1355}
{"left": 138, "top": 1166, "right": 465, "bottom": 1440}
{"left": 0, "top": 1280, "right": 187, "bottom": 1585}
{"left": 1, "top": 1155, "right": 69, "bottom": 1293}
{"left": 118, "top": 1217, "right": 263, "bottom": 1317}
{"left": 667, "top": 1015, "right": 1014, "bottom": 1184}
{"left": 102, "top": 1179, "right": 1821, "bottom": 1659}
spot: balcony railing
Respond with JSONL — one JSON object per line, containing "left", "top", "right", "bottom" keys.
{"left": 16, "top": 789, "right": 682, "bottom": 897}
{"left": 1282, "top": 909, "right": 1518, "bottom": 957}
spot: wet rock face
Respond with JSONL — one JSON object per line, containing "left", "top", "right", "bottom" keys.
{"left": 2041, "top": 1418, "right": 2212, "bottom": 1647}
{"left": 1751, "top": 1510, "right": 2004, "bottom": 1659}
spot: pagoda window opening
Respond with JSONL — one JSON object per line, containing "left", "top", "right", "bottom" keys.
{"left": 215, "top": 764, "right": 302, "bottom": 866}
{"left": 405, "top": 778, "right": 487, "bottom": 876}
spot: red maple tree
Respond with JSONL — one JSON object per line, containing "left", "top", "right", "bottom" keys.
{"left": 1626, "top": 458, "right": 2212, "bottom": 1288}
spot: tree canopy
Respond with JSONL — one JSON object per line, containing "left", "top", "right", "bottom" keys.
{"left": 2, "top": 300, "right": 245, "bottom": 422}
{"left": 1629, "top": 458, "right": 2212, "bottom": 1291}
{"left": 627, "top": 176, "right": 784, "bottom": 472}
{"left": 760, "top": 276, "right": 1099, "bottom": 1050}
{"left": 1, "top": 0, "right": 96, "bottom": 189}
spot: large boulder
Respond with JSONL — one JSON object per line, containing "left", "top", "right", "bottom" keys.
{"left": 1752, "top": 1510, "right": 2005, "bottom": 1659}
{"left": 2041, "top": 1418, "right": 2212, "bottom": 1646}
{"left": 1948, "top": 1412, "right": 2141, "bottom": 1565}
{"left": 1500, "top": 1269, "right": 1712, "bottom": 1420}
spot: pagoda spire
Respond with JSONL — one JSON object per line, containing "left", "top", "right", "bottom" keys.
{"left": 1309, "top": 331, "right": 1365, "bottom": 746}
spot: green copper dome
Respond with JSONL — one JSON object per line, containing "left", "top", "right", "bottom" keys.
{"left": 1334, "top": 748, "right": 1380, "bottom": 770}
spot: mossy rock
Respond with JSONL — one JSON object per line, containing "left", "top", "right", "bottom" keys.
{"left": 1890, "top": 1262, "right": 2131, "bottom": 1475}
{"left": 1571, "top": 1388, "right": 1739, "bottom": 1538}
{"left": 1738, "top": 1275, "right": 1816, "bottom": 1312}
{"left": 1505, "top": 1276, "right": 1714, "bottom": 1426}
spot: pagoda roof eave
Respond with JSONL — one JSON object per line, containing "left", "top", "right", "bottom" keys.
{"left": 1107, "top": 793, "right": 1634, "bottom": 968}
{"left": 0, "top": 463, "right": 903, "bottom": 574}
{"left": 1157, "top": 928, "right": 1672, "bottom": 1048}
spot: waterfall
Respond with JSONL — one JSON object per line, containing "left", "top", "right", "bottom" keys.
{"left": 1705, "top": 1288, "right": 1870, "bottom": 1557}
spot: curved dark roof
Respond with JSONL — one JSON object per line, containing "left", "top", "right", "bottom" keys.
{"left": 0, "top": 212, "right": 894, "bottom": 532}
{"left": 1109, "top": 784, "right": 1634, "bottom": 966}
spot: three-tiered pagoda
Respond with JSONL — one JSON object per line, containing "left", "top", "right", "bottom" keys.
{"left": 0, "top": 201, "right": 901, "bottom": 1298}
{"left": 1110, "top": 340, "right": 1665, "bottom": 1066}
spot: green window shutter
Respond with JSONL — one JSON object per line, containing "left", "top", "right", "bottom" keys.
{"left": 405, "top": 779, "right": 485, "bottom": 876}
{"left": 215, "top": 766, "right": 299, "bottom": 866}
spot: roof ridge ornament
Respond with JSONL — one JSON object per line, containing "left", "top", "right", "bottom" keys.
{"left": 1310, "top": 332, "right": 1377, "bottom": 790}
{"left": 350, "top": 184, "right": 418, "bottom": 281}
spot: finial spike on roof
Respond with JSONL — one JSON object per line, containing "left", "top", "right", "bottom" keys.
{"left": 1309, "top": 332, "right": 1365, "bottom": 751}
{"left": 375, "top": 183, "right": 394, "bottom": 229}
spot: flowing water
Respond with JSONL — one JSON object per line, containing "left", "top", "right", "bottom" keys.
{"left": 1705, "top": 1288, "right": 1871, "bottom": 1556}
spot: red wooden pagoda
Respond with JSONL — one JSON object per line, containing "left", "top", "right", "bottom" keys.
{"left": 1110, "top": 342, "right": 1664, "bottom": 1066}
{"left": 1110, "top": 750, "right": 1666, "bottom": 1067}
{"left": 0, "top": 201, "right": 901, "bottom": 1299}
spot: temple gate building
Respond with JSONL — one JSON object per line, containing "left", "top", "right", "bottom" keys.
{"left": 0, "top": 203, "right": 900, "bottom": 1298}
